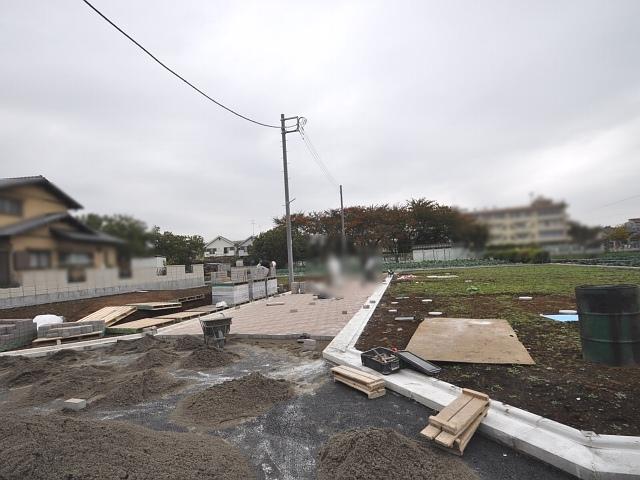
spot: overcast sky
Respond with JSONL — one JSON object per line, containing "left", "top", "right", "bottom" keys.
{"left": 2, "top": 0, "right": 639, "bottom": 240}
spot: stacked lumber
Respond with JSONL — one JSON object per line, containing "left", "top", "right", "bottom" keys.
{"left": 331, "top": 365, "right": 385, "bottom": 399}
{"left": 77, "top": 306, "right": 135, "bottom": 327}
{"left": 420, "top": 388, "right": 489, "bottom": 455}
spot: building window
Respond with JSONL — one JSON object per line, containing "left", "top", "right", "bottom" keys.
{"left": 59, "top": 252, "right": 93, "bottom": 267}
{"left": 67, "top": 266, "right": 87, "bottom": 283}
{"left": 0, "top": 197, "right": 22, "bottom": 216}
{"left": 29, "top": 251, "right": 51, "bottom": 269}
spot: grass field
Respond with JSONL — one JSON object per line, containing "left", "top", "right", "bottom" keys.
{"left": 356, "top": 264, "right": 640, "bottom": 435}
{"left": 392, "top": 264, "right": 640, "bottom": 297}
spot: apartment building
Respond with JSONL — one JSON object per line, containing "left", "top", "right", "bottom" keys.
{"left": 470, "top": 197, "right": 570, "bottom": 246}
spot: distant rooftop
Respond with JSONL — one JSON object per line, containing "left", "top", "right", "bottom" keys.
{"left": 0, "top": 175, "right": 83, "bottom": 209}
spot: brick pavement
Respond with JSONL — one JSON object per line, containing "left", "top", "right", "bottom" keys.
{"left": 159, "top": 280, "right": 379, "bottom": 339}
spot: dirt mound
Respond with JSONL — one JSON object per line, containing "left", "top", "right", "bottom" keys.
{"left": 28, "top": 364, "right": 117, "bottom": 403}
{"left": 0, "top": 413, "right": 254, "bottom": 480}
{"left": 131, "top": 348, "right": 179, "bottom": 369}
{"left": 172, "top": 335, "right": 204, "bottom": 351}
{"left": 99, "top": 369, "right": 184, "bottom": 407}
{"left": 174, "top": 372, "right": 293, "bottom": 428}
{"left": 49, "top": 349, "right": 88, "bottom": 362}
{"left": 107, "top": 335, "right": 171, "bottom": 354}
{"left": 181, "top": 346, "right": 236, "bottom": 369}
{"left": 317, "top": 428, "right": 478, "bottom": 480}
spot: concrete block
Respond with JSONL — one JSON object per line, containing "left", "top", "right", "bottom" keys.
{"left": 63, "top": 398, "right": 87, "bottom": 411}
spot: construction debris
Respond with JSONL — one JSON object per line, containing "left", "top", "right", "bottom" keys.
{"left": 331, "top": 365, "right": 386, "bottom": 398}
{"left": 421, "top": 388, "right": 490, "bottom": 455}
{"left": 63, "top": 398, "right": 87, "bottom": 411}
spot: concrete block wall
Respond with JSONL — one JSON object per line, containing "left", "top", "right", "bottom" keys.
{"left": 0, "top": 265, "right": 205, "bottom": 309}
{"left": 37, "top": 320, "right": 105, "bottom": 339}
{"left": 0, "top": 319, "right": 37, "bottom": 352}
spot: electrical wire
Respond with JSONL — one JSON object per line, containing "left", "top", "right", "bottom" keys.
{"left": 299, "top": 127, "right": 339, "bottom": 187}
{"left": 81, "top": 0, "right": 279, "bottom": 129}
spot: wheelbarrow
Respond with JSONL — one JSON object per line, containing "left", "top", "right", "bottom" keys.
{"left": 199, "top": 314, "right": 232, "bottom": 349}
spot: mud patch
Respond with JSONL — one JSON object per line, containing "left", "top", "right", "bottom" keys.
{"left": 173, "top": 372, "right": 293, "bottom": 428}
{"left": 0, "top": 413, "right": 254, "bottom": 480}
{"left": 180, "top": 346, "right": 237, "bottom": 370}
{"left": 317, "top": 428, "right": 478, "bottom": 480}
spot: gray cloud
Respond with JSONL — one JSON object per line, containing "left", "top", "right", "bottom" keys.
{"left": 2, "top": 0, "right": 639, "bottom": 240}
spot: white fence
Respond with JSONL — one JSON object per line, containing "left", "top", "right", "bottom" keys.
{"left": 0, "top": 264, "right": 205, "bottom": 309}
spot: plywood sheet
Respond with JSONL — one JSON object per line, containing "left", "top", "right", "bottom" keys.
{"left": 405, "top": 317, "right": 535, "bottom": 365}
{"left": 126, "top": 301, "right": 181, "bottom": 311}
{"left": 77, "top": 306, "right": 136, "bottom": 326}
{"left": 105, "top": 316, "right": 176, "bottom": 333}
{"left": 154, "top": 311, "right": 203, "bottom": 321}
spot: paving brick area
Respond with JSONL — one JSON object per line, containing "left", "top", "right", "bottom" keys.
{"left": 160, "top": 280, "right": 380, "bottom": 339}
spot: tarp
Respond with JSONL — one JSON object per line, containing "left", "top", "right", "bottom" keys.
{"left": 540, "top": 314, "right": 579, "bottom": 322}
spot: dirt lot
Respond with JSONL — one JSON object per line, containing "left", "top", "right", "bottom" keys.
{"left": 356, "top": 268, "right": 640, "bottom": 436}
{"left": 0, "top": 286, "right": 211, "bottom": 321}
{"left": 0, "top": 334, "right": 571, "bottom": 479}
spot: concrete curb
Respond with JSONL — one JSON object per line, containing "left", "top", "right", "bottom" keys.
{"left": 322, "top": 275, "right": 640, "bottom": 479}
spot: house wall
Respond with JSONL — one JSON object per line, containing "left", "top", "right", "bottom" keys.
{"left": 204, "top": 237, "right": 236, "bottom": 257}
{"left": 0, "top": 264, "right": 205, "bottom": 309}
{"left": 9, "top": 226, "right": 118, "bottom": 275}
{"left": 0, "top": 185, "right": 69, "bottom": 227}
{"left": 412, "top": 246, "right": 475, "bottom": 261}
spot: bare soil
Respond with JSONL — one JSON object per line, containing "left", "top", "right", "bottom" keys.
{"left": 356, "top": 292, "right": 640, "bottom": 435}
{"left": 0, "top": 413, "right": 255, "bottom": 480}
{"left": 317, "top": 428, "right": 478, "bottom": 480}
{"left": 180, "top": 345, "right": 238, "bottom": 369}
{"left": 173, "top": 372, "right": 294, "bottom": 429}
{"left": 0, "top": 286, "right": 211, "bottom": 321}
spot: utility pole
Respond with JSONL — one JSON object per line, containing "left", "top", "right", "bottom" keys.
{"left": 280, "top": 114, "right": 304, "bottom": 288}
{"left": 340, "top": 184, "right": 346, "bottom": 256}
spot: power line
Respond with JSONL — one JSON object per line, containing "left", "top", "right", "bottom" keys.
{"left": 299, "top": 127, "right": 339, "bottom": 187}
{"left": 81, "top": 0, "right": 279, "bottom": 129}
{"left": 594, "top": 194, "right": 640, "bottom": 210}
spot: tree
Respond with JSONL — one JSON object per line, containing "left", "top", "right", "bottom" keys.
{"left": 77, "top": 213, "right": 151, "bottom": 257}
{"left": 568, "top": 221, "right": 602, "bottom": 247}
{"left": 249, "top": 225, "right": 310, "bottom": 267}
{"left": 148, "top": 227, "right": 205, "bottom": 265}
{"left": 606, "top": 225, "right": 630, "bottom": 245}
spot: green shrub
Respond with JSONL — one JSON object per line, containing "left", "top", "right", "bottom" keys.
{"left": 485, "top": 247, "right": 549, "bottom": 264}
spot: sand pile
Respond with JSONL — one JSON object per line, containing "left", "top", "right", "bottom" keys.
{"left": 181, "top": 345, "right": 236, "bottom": 369}
{"left": 0, "top": 413, "right": 255, "bottom": 480}
{"left": 107, "top": 335, "right": 171, "bottom": 354}
{"left": 99, "top": 369, "right": 184, "bottom": 407}
{"left": 172, "top": 335, "right": 204, "bottom": 351}
{"left": 317, "top": 428, "right": 478, "bottom": 480}
{"left": 131, "top": 348, "right": 179, "bottom": 369}
{"left": 174, "top": 372, "right": 293, "bottom": 428}
{"left": 27, "top": 364, "right": 117, "bottom": 403}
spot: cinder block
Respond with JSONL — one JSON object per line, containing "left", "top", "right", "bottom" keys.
{"left": 63, "top": 398, "right": 87, "bottom": 411}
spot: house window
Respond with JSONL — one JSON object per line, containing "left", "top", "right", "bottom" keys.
{"left": 13, "top": 250, "right": 51, "bottom": 270}
{"left": 67, "top": 266, "right": 87, "bottom": 283}
{"left": 0, "top": 197, "right": 22, "bottom": 216}
{"left": 59, "top": 252, "right": 93, "bottom": 267}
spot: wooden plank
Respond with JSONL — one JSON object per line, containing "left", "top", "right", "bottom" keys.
{"left": 455, "top": 407, "right": 489, "bottom": 453}
{"left": 331, "top": 366, "right": 384, "bottom": 385}
{"left": 126, "top": 302, "right": 182, "bottom": 311}
{"left": 420, "top": 423, "right": 442, "bottom": 441}
{"left": 428, "top": 394, "right": 473, "bottom": 430}
{"left": 333, "top": 371, "right": 384, "bottom": 390}
{"left": 153, "top": 311, "right": 203, "bottom": 321}
{"left": 462, "top": 388, "right": 490, "bottom": 401}
{"left": 439, "top": 397, "right": 488, "bottom": 435}
{"left": 333, "top": 375, "right": 385, "bottom": 399}
{"left": 105, "top": 316, "right": 177, "bottom": 333}
{"left": 77, "top": 306, "right": 136, "bottom": 326}
{"left": 186, "top": 305, "right": 221, "bottom": 313}
{"left": 331, "top": 365, "right": 382, "bottom": 384}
